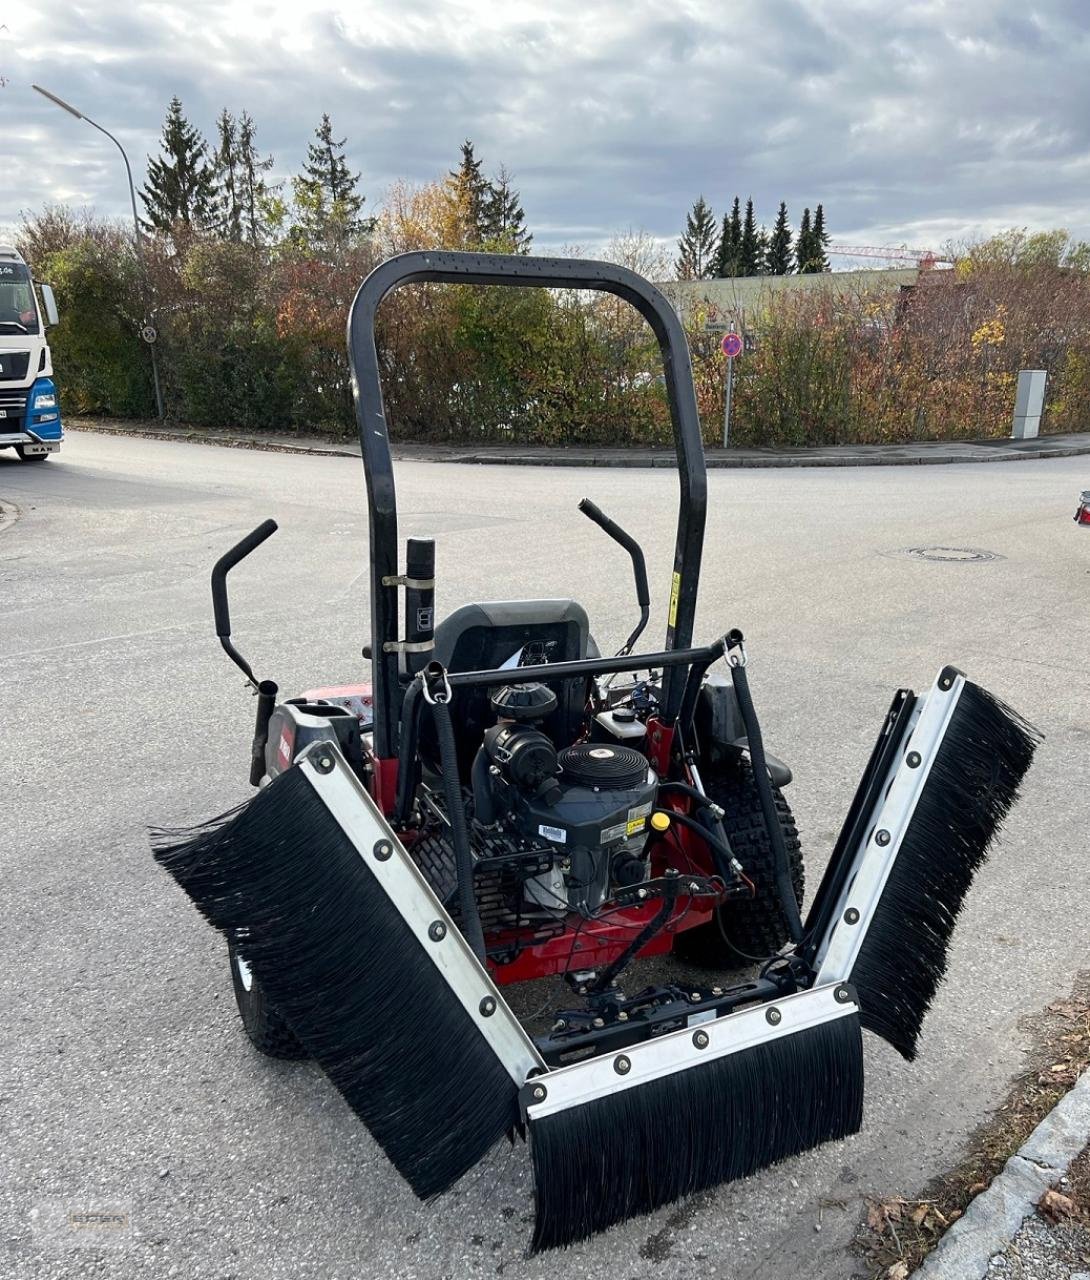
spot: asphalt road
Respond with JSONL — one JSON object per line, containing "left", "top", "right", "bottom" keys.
{"left": 2, "top": 431, "right": 1087, "bottom": 1280}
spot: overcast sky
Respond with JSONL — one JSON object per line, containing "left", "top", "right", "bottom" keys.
{"left": 2, "top": 0, "right": 1088, "bottom": 257}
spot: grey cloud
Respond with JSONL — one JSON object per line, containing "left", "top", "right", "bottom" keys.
{"left": 2, "top": 0, "right": 1087, "bottom": 253}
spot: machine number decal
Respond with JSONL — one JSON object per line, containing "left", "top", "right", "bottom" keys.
{"left": 538, "top": 824, "right": 567, "bottom": 844}
{"left": 668, "top": 572, "right": 681, "bottom": 628}
{"left": 601, "top": 820, "right": 627, "bottom": 844}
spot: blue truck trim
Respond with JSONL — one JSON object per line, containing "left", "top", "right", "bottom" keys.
{"left": 24, "top": 377, "right": 62, "bottom": 440}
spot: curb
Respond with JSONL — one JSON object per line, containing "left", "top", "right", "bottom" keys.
{"left": 915, "top": 1068, "right": 1090, "bottom": 1279}
{"left": 66, "top": 420, "right": 1090, "bottom": 470}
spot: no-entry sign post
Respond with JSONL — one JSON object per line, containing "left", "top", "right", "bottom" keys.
{"left": 721, "top": 330, "right": 743, "bottom": 446}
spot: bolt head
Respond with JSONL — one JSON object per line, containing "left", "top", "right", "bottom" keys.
{"left": 614, "top": 1055, "right": 631, "bottom": 1075}
{"left": 906, "top": 751, "right": 922, "bottom": 768}
{"left": 479, "top": 997, "right": 496, "bottom": 1017}
{"left": 428, "top": 920, "right": 447, "bottom": 942}
{"left": 875, "top": 829, "right": 891, "bottom": 847}
{"left": 844, "top": 907, "right": 860, "bottom": 925}
{"left": 766, "top": 1007, "right": 782, "bottom": 1026}
{"left": 693, "top": 1029, "right": 710, "bottom": 1049}
{"left": 592, "top": 1017, "right": 604, "bottom": 1028}
{"left": 617, "top": 1011, "right": 629, "bottom": 1022}
{"left": 532, "top": 1085, "right": 546, "bottom": 1101}
{"left": 373, "top": 840, "right": 393, "bottom": 861}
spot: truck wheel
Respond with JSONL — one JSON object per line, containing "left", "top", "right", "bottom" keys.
{"left": 228, "top": 942, "right": 308, "bottom": 1059}
{"left": 672, "top": 761, "right": 804, "bottom": 969}
{"left": 16, "top": 448, "right": 50, "bottom": 462}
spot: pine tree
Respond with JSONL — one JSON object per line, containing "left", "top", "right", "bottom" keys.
{"left": 141, "top": 97, "right": 216, "bottom": 232}
{"left": 766, "top": 201, "right": 793, "bottom": 274}
{"left": 482, "top": 165, "right": 532, "bottom": 251}
{"left": 755, "top": 226, "right": 771, "bottom": 274}
{"left": 796, "top": 207, "right": 815, "bottom": 272}
{"left": 739, "top": 198, "right": 760, "bottom": 275}
{"left": 714, "top": 197, "right": 742, "bottom": 277}
{"left": 450, "top": 140, "right": 492, "bottom": 244}
{"left": 675, "top": 195, "right": 718, "bottom": 279}
{"left": 293, "top": 113, "right": 366, "bottom": 244}
{"left": 811, "top": 203, "right": 830, "bottom": 271}
{"left": 237, "top": 111, "right": 276, "bottom": 246}
{"left": 212, "top": 109, "right": 242, "bottom": 241}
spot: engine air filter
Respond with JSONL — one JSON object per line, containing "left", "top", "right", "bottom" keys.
{"left": 558, "top": 743, "right": 648, "bottom": 790}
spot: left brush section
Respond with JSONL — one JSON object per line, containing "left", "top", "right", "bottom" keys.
{"left": 150, "top": 743, "right": 543, "bottom": 1200}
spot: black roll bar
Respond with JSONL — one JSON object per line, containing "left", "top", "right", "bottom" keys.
{"left": 346, "top": 251, "right": 708, "bottom": 759}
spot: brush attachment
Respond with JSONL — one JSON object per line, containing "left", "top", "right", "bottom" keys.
{"left": 524, "top": 985, "right": 864, "bottom": 1251}
{"left": 814, "top": 669, "right": 1041, "bottom": 1060}
{"left": 151, "top": 744, "right": 542, "bottom": 1199}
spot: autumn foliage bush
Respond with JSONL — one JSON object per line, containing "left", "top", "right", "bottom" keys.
{"left": 18, "top": 203, "right": 1090, "bottom": 447}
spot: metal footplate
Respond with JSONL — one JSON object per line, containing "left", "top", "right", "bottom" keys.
{"left": 295, "top": 742, "right": 544, "bottom": 1088}
{"left": 813, "top": 668, "right": 964, "bottom": 984}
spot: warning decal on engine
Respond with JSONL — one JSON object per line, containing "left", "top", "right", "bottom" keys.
{"left": 538, "top": 824, "right": 567, "bottom": 844}
{"left": 601, "top": 820, "right": 628, "bottom": 844}
{"left": 626, "top": 816, "right": 646, "bottom": 836}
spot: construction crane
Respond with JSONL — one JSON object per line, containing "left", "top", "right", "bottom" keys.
{"left": 828, "top": 244, "right": 954, "bottom": 269}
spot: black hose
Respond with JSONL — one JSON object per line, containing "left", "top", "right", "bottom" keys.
{"left": 727, "top": 655, "right": 804, "bottom": 944}
{"left": 394, "top": 680, "right": 425, "bottom": 825}
{"left": 651, "top": 807, "right": 734, "bottom": 883}
{"left": 429, "top": 695, "right": 487, "bottom": 961}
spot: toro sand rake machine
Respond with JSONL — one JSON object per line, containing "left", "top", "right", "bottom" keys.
{"left": 152, "top": 252, "right": 1041, "bottom": 1251}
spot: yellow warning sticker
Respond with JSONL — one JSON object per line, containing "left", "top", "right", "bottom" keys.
{"left": 626, "top": 816, "right": 646, "bottom": 837}
{"left": 668, "top": 572, "right": 681, "bottom": 628}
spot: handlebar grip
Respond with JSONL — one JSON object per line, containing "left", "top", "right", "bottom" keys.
{"left": 211, "top": 519, "right": 278, "bottom": 637}
{"left": 578, "top": 499, "right": 650, "bottom": 607}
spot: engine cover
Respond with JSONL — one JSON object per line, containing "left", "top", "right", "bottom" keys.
{"left": 507, "top": 743, "right": 657, "bottom": 914}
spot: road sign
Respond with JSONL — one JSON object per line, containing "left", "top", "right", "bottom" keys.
{"left": 141, "top": 325, "right": 158, "bottom": 344}
{"left": 704, "top": 320, "right": 731, "bottom": 333}
{"left": 721, "top": 332, "right": 743, "bottom": 359}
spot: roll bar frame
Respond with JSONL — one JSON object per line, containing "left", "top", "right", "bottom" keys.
{"left": 346, "top": 251, "right": 708, "bottom": 759}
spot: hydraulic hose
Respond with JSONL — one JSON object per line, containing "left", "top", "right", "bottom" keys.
{"left": 726, "top": 641, "right": 805, "bottom": 944}
{"left": 425, "top": 665, "right": 487, "bottom": 962}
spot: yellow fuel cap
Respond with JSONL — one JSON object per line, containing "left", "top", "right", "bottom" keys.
{"left": 650, "top": 811, "right": 671, "bottom": 832}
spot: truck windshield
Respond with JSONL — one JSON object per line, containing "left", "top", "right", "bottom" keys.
{"left": 0, "top": 263, "right": 41, "bottom": 335}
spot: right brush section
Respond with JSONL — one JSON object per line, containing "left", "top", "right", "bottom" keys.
{"left": 811, "top": 667, "right": 1042, "bottom": 1060}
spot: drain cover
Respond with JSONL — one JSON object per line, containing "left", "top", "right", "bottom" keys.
{"left": 899, "top": 546, "right": 1003, "bottom": 563}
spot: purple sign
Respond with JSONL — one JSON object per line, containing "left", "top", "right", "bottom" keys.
{"left": 721, "top": 332, "right": 743, "bottom": 359}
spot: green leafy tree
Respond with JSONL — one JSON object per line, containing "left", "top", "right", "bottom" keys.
{"left": 141, "top": 97, "right": 216, "bottom": 232}
{"left": 714, "top": 196, "right": 742, "bottom": 277}
{"left": 766, "top": 201, "right": 793, "bottom": 274}
{"left": 675, "top": 195, "right": 718, "bottom": 279}
{"left": 236, "top": 112, "right": 277, "bottom": 245}
{"left": 739, "top": 198, "right": 760, "bottom": 275}
{"left": 482, "top": 165, "right": 532, "bottom": 251}
{"left": 292, "top": 113, "right": 368, "bottom": 246}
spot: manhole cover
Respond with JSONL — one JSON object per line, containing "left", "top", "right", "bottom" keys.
{"left": 899, "top": 546, "right": 1003, "bottom": 563}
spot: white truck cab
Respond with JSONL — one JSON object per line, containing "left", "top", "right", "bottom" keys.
{"left": 0, "top": 245, "right": 62, "bottom": 461}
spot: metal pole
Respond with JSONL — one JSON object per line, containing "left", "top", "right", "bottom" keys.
{"left": 722, "top": 355, "right": 734, "bottom": 447}
{"left": 33, "top": 85, "right": 165, "bottom": 420}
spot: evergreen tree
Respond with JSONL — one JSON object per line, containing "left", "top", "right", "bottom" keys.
{"left": 811, "top": 203, "right": 830, "bottom": 271}
{"left": 739, "top": 198, "right": 760, "bottom": 275}
{"left": 766, "top": 200, "right": 793, "bottom": 274}
{"left": 675, "top": 195, "right": 718, "bottom": 279}
{"left": 714, "top": 196, "right": 742, "bottom": 277}
{"left": 141, "top": 97, "right": 215, "bottom": 232}
{"left": 237, "top": 111, "right": 276, "bottom": 246}
{"left": 293, "top": 113, "right": 367, "bottom": 244}
{"left": 755, "top": 225, "right": 771, "bottom": 274}
{"left": 450, "top": 139, "right": 492, "bottom": 243}
{"left": 796, "top": 207, "right": 815, "bottom": 272}
{"left": 212, "top": 109, "right": 242, "bottom": 241}
{"left": 482, "top": 165, "right": 532, "bottom": 251}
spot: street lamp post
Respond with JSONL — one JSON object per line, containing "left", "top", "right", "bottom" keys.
{"left": 33, "top": 84, "right": 165, "bottom": 420}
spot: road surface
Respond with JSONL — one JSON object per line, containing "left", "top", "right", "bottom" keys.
{"left": 2, "top": 431, "right": 1087, "bottom": 1279}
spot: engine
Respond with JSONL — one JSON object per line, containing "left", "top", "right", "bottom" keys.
{"left": 474, "top": 683, "right": 658, "bottom": 914}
